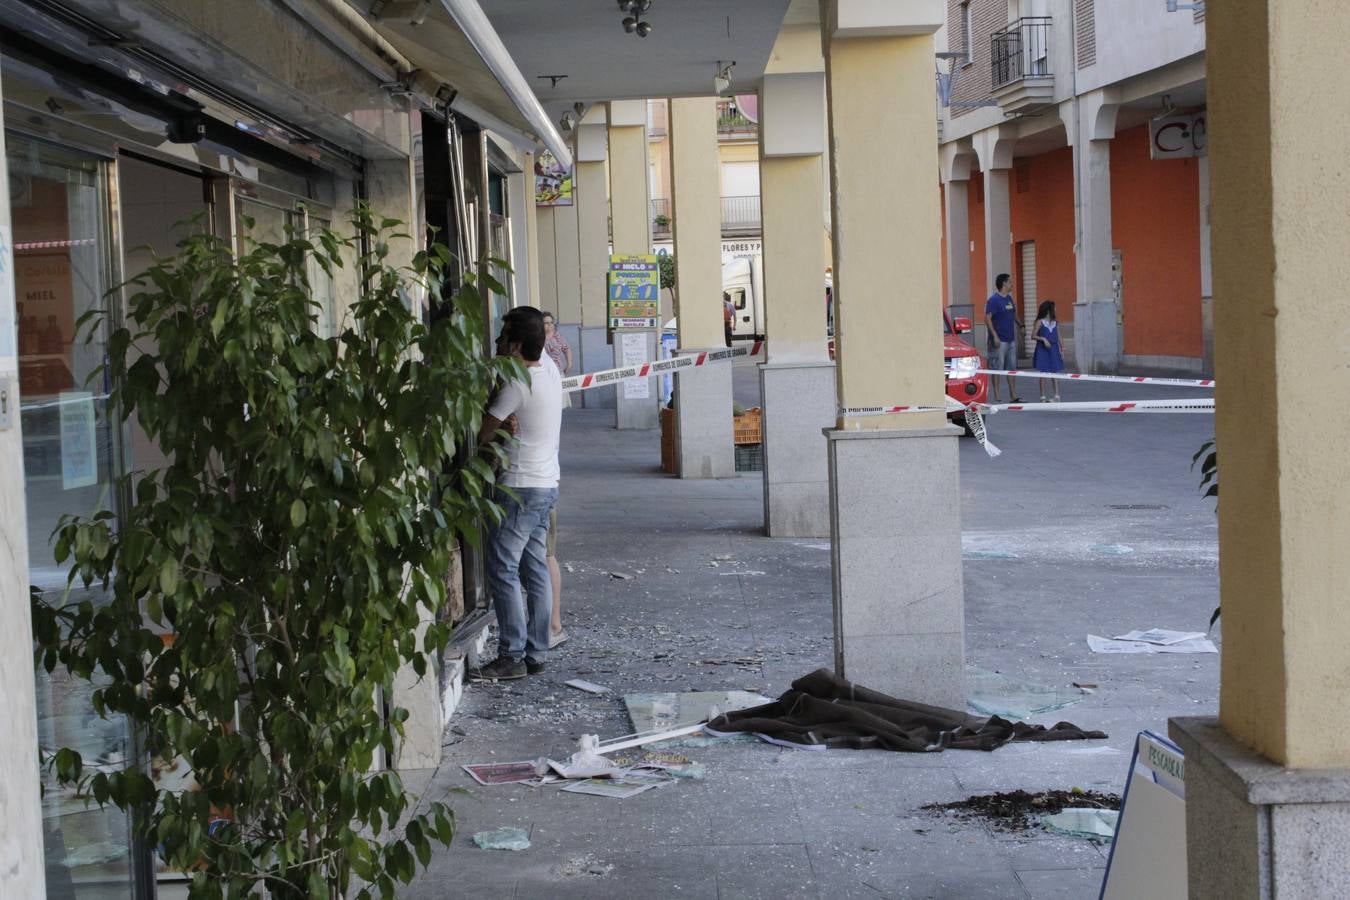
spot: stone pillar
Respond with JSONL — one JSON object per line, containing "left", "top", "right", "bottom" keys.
{"left": 367, "top": 152, "right": 443, "bottom": 770}
{"left": 1061, "top": 92, "right": 1119, "bottom": 372}
{"left": 821, "top": 0, "right": 965, "bottom": 709}
{"left": 668, "top": 96, "right": 734, "bottom": 478}
{"left": 940, "top": 141, "right": 975, "bottom": 318}
{"left": 1198, "top": 153, "right": 1213, "bottom": 374}
{"left": 1170, "top": 3, "right": 1350, "bottom": 894}
{"left": 973, "top": 126, "right": 1015, "bottom": 352}
{"left": 607, "top": 100, "right": 658, "bottom": 429}
{"left": 0, "top": 75, "right": 49, "bottom": 897}
{"left": 521, "top": 153, "right": 542, "bottom": 308}
{"left": 759, "top": 69, "right": 833, "bottom": 534}
{"left": 575, "top": 111, "right": 613, "bottom": 408}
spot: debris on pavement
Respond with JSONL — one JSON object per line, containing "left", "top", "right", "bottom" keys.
{"left": 609, "top": 749, "right": 707, "bottom": 780}
{"left": 623, "top": 690, "right": 771, "bottom": 748}
{"left": 706, "top": 669, "right": 1106, "bottom": 752}
{"left": 923, "top": 789, "right": 1121, "bottom": 832}
{"left": 963, "top": 549, "right": 1020, "bottom": 560}
{"left": 966, "top": 666, "right": 1086, "bottom": 720}
{"left": 1088, "top": 634, "right": 1217, "bottom": 654}
{"left": 472, "top": 826, "right": 532, "bottom": 850}
{"left": 1039, "top": 807, "right": 1121, "bottom": 841}
{"left": 564, "top": 678, "right": 611, "bottom": 694}
{"left": 558, "top": 854, "right": 613, "bottom": 878}
{"left": 1091, "top": 544, "right": 1135, "bottom": 555}
{"left": 1072, "top": 682, "right": 1098, "bottom": 694}
{"left": 559, "top": 768, "right": 675, "bottom": 799}
{"left": 1113, "top": 628, "right": 1207, "bottom": 645}
{"left": 607, "top": 571, "right": 634, "bottom": 580}
{"left": 462, "top": 761, "right": 546, "bottom": 786}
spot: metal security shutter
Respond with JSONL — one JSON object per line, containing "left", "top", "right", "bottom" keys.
{"left": 1020, "top": 241, "right": 1038, "bottom": 357}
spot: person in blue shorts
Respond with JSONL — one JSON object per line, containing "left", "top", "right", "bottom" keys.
{"left": 1032, "top": 300, "right": 1065, "bottom": 402}
{"left": 983, "top": 273, "right": 1021, "bottom": 403}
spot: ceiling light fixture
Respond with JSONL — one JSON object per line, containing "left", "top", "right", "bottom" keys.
{"left": 713, "top": 60, "right": 736, "bottom": 95}
{"left": 619, "top": 1, "right": 653, "bottom": 37}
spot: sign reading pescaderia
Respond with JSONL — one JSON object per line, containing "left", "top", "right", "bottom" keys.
{"left": 607, "top": 254, "right": 660, "bottom": 329}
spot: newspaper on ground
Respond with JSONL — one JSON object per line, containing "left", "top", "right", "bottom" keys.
{"left": 1112, "top": 629, "right": 1207, "bottom": 645}
{"left": 462, "top": 761, "right": 545, "bottom": 786}
{"left": 1087, "top": 634, "right": 1217, "bottom": 654}
{"left": 564, "top": 679, "right": 611, "bottom": 694}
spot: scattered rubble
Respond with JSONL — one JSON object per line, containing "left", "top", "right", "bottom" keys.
{"left": 923, "top": 789, "right": 1121, "bottom": 832}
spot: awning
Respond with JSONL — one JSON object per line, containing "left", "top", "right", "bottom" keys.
{"left": 364, "top": 0, "right": 571, "bottom": 167}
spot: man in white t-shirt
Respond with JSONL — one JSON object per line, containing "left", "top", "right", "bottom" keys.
{"left": 469, "top": 307, "right": 562, "bottom": 682}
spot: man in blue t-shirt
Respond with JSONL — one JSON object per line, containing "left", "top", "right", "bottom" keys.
{"left": 983, "top": 273, "right": 1022, "bottom": 403}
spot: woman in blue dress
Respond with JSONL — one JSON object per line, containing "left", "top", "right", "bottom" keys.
{"left": 1032, "top": 300, "right": 1065, "bottom": 402}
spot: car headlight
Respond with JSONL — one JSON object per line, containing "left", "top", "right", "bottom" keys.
{"left": 947, "top": 355, "right": 979, "bottom": 380}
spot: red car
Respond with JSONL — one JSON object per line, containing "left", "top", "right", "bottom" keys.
{"left": 944, "top": 311, "right": 988, "bottom": 413}
{"left": 827, "top": 311, "right": 988, "bottom": 421}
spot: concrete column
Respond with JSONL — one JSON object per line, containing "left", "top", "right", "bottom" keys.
{"left": 973, "top": 127, "right": 1015, "bottom": 305}
{"left": 821, "top": 0, "right": 965, "bottom": 709}
{"left": 1061, "top": 92, "right": 1119, "bottom": 372}
{"left": 1170, "top": 3, "right": 1350, "bottom": 894}
{"left": 367, "top": 152, "right": 442, "bottom": 770}
{"left": 0, "top": 75, "right": 50, "bottom": 897}
{"left": 668, "top": 97, "right": 734, "bottom": 478}
{"left": 607, "top": 100, "right": 658, "bottom": 429}
{"left": 1198, "top": 153, "right": 1213, "bottom": 374}
{"left": 940, "top": 141, "right": 975, "bottom": 315}
{"left": 522, "top": 153, "right": 542, "bottom": 308}
{"left": 576, "top": 113, "right": 613, "bottom": 407}
{"left": 759, "top": 69, "right": 833, "bottom": 535}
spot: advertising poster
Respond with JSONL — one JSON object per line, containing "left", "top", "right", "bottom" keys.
{"left": 607, "top": 254, "right": 660, "bottom": 329}
{"left": 534, "top": 149, "right": 573, "bottom": 206}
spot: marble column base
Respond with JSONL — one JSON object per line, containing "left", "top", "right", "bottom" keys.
{"left": 614, "top": 329, "right": 659, "bottom": 430}
{"left": 761, "top": 362, "right": 835, "bottom": 537}
{"left": 1170, "top": 716, "right": 1350, "bottom": 899}
{"left": 674, "top": 350, "right": 734, "bottom": 478}
{"left": 577, "top": 325, "right": 615, "bottom": 409}
{"left": 827, "top": 424, "right": 965, "bottom": 709}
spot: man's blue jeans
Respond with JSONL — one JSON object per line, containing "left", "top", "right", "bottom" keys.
{"left": 486, "top": 486, "right": 557, "bottom": 661}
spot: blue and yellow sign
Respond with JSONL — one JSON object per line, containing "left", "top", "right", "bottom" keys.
{"left": 607, "top": 254, "right": 660, "bottom": 328}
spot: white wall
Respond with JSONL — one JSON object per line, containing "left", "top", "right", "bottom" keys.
{"left": 1073, "top": 0, "right": 1205, "bottom": 95}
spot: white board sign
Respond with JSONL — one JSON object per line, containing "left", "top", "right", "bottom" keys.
{"left": 1100, "top": 731, "right": 1187, "bottom": 899}
{"left": 620, "top": 332, "right": 650, "bottom": 399}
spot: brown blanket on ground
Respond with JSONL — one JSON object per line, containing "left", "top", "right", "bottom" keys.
{"left": 705, "top": 668, "right": 1107, "bottom": 752}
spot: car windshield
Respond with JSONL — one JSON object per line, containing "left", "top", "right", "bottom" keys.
{"left": 943, "top": 315, "right": 953, "bottom": 335}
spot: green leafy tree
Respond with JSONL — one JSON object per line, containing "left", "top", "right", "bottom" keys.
{"left": 31, "top": 207, "right": 519, "bottom": 898}
{"left": 658, "top": 253, "right": 676, "bottom": 305}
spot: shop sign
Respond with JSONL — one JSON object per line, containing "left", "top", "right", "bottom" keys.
{"left": 608, "top": 254, "right": 659, "bottom": 329}
{"left": 1150, "top": 113, "right": 1207, "bottom": 160}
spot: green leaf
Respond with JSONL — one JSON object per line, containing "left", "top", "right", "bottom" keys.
{"left": 290, "top": 499, "right": 308, "bottom": 528}
{"left": 159, "top": 558, "right": 180, "bottom": 596}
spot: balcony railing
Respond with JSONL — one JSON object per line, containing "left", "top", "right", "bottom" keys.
{"left": 991, "top": 17, "right": 1052, "bottom": 90}
{"left": 648, "top": 196, "right": 762, "bottom": 237}
{"left": 650, "top": 198, "right": 671, "bottom": 237}
{"left": 716, "top": 99, "right": 757, "bottom": 137}
{"left": 721, "top": 195, "right": 760, "bottom": 233}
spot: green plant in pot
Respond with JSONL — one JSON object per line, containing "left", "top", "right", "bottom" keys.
{"left": 31, "top": 206, "right": 520, "bottom": 898}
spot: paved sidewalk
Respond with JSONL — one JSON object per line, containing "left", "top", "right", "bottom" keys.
{"left": 405, "top": 382, "right": 1219, "bottom": 899}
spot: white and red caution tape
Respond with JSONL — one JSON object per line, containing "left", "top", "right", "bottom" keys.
{"left": 978, "top": 369, "right": 1215, "bottom": 389}
{"left": 560, "top": 341, "right": 762, "bottom": 394}
{"left": 983, "top": 398, "right": 1214, "bottom": 414}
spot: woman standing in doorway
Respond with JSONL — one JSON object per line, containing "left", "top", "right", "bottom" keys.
{"left": 1032, "top": 300, "right": 1065, "bottom": 402}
